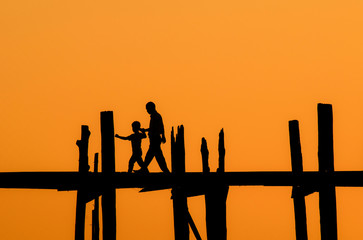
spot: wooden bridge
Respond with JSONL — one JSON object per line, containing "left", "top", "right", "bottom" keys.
{"left": 2, "top": 171, "right": 363, "bottom": 190}
{"left": 0, "top": 103, "right": 357, "bottom": 240}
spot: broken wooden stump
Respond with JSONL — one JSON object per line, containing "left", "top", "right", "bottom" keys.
{"left": 201, "top": 138, "right": 210, "bottom": 174}
{"left": 204, "top": 129, "right": 229, "bottom": 240}
{"left": 75, "top": 125, "right": 91, "bottom": 240}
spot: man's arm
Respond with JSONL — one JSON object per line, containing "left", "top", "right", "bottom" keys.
{"left": 140, "top": 129, "right": 147, "bottom": 139}
{"left": 160, "top": 117, "right": 166, "bottom": 143}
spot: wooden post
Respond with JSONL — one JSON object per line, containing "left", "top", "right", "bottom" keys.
{"left": 92, "top": 153, "right": 100, "bottom": 240}
{"left": 318, "top": 104, "right": 337, "bottom": 240}
{"left": 75, "top": 125, "right": 90, "bottom": 240}
{"left": 205, "top": 129, "right": 229, "bottom": 240}
{"left": 217, "top": 129, "right": 225, "bottom": 173}
{"left": 101, "top": 111, "right": 117, "bottom": 240}
{"left": 171, "top": 126, "right": 189, "bottom": 240}
{"left": 78, "top": 125, "right": 91, "bottom": 173}
{"left": 172, "top": 126, "right": 186, "bottom": 174}
{"left": 101, "top": 111, "right": 116, "bottom": 174}
{"left": 75, "top": 191, "right": 87, "bottom": 240}
{"left": 289, "top": 120, "right": 308, "bottom": 240}
{"left": 201, "top": 138, "right": 210, "bottom": 174}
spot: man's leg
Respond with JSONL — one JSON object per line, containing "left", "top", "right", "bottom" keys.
{"left": 135, "top": 154, "right": 145, "bottom": 170}
{"left": 143, "top": 146, "right": 155, "bottom": 169}
{"left": 154, "top": 146, "right": 170, "bottom": 173}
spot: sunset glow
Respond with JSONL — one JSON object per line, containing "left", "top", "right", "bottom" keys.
{"left": 1, "top": 0, "right": 363, "bottom": 239}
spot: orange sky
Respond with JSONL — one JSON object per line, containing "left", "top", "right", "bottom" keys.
{"left": 1, "top": 0, "right": 363, "bottom": 239}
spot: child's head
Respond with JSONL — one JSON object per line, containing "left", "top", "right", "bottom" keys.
{"left": 132, "top": 121, "right": 141, "bottom": 133}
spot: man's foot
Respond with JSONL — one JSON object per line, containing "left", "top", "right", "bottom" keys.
{"left": 134, "top": 168, "right": 149, "bottom": 174}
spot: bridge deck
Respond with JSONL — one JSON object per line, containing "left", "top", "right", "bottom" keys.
{"left": 0, "top": 171, "right": 363, "bottom": 190}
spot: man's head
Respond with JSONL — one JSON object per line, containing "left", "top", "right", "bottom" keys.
{"left": 146, "top": 101, "right": 156, "bottom": 114}
{"left": 132, "top": 121, "right": 141, "bottom": 133}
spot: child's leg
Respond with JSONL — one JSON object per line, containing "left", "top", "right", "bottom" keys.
{"left": 154, "top": 147, "right": 170, "bottom": 173}
{"left": 128, "top": 155, "right": 137, "bottom": 173}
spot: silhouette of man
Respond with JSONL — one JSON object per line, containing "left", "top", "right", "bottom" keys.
{"left": 139, "top": 102, "right": 170, "bottom": 173}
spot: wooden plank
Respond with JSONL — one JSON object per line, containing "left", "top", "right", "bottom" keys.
{"left": 318, "top": 104, "right": 337, "bottom": 240}
{"left": 75, "top": 125, "right": 90, "bottom": 240}
{"left": 100, "top": 111, "right": 117, "bottom": 240}
{"left": 289, "top": 120, "right": 308, "bottom": 240}
{"left": 3, "top": 171, "right": 363, "bottom": 189}
{"left": 111, "top": 171, "right": 363, "bottom": 188}
{"left": 171, "top": 126, "right": 189, "bottom": 240}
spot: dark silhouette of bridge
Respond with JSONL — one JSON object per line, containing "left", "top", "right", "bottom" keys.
{"left": 0, "top": 103, "right": 356, "bottom": 240}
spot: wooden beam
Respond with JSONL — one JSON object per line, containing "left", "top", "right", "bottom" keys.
{"left": 3, "top": 171, "right": 363, "bottom": 189}
{"left": 101, "top": 111, "right": 117, "bottom": 240}
{"left": 75, "top": 125, "right": 90, "bottom": 240}
{"left": 289, "top": 120, "right": 308, "bottom": 240}
{"left": 318, "top": 104, "right": 337, "bottom": 240}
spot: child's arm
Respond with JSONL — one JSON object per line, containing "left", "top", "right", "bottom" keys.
{"left": 140, "top": 131, "right": 147, "bottom": 139}
{"left": 115, "top": 134, "right": 130, "bottom": 140}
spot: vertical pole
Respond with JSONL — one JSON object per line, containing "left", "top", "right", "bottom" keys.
{"left": 92, "top": 153, "right": 100, "bottom": 240}
{"left": 289, "top": 120, "right": 308, "bottom": 240}
{"left": 78, "top": 125, "right": 91, "bottom": 172}
{"left": 217, "top": 129, "right": 225, "bottom": 173}
{"left": 205, "top": 129, "right": 229, "bottom": 240}
{"left": 101, "top": 111, "right": 117, "bottom": 240}
{"left": 172, "top": 126, "right": 186, "bottom": 174}
{"left": 201, "top": 137, "right": 212, "bottom": 239}
{"left": 101, "top": 111, "right": 116, "bottom": 173}
{"left": 201, "top": 138, "right": 210, "bottom": 174}
{"left": 171, "top": 126, "right": 189, "bottom": 240}
{"left": 318, "top": 104, "right": 337, "bottom": 240}
{"left": 75, "top": 125, "right": 90, "bottom": 240}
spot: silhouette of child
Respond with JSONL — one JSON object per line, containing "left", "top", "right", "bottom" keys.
{"left": 115, "top": 121, "right": 146, "bottom": 173}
